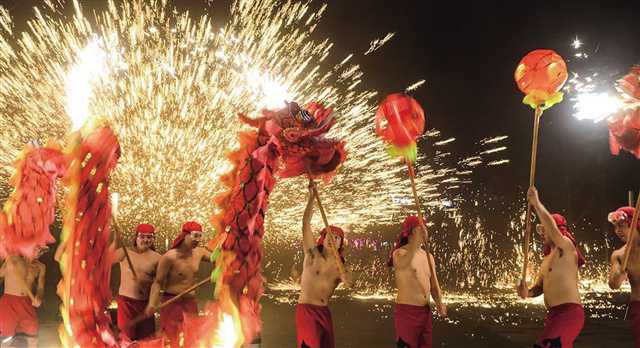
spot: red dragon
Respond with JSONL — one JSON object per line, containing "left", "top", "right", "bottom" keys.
{"left": 186, "top": 101, "right": 346, "bottom": 347}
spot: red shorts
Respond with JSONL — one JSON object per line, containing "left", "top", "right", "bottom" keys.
{"left": 295, "top": 303, "right": 335, "bottom": 348}
{"left": 159, "top": 294, "right": 197, "bottom": 348}
{"left": 629, "top": 301, "right": 640, "bottom": 348}
{"left": 117, "top": 295, "right": 155, "bottom": 341}
{"left": 394, "top": 303, "right": 432, "bottom": 348}
{"left": 535, "top": 303, "right": 584, "bottom": 348}
{"left": 0, "top": 294, "right": 38, "bottom": 337}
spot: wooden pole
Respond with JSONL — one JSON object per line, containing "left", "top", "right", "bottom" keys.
{"left": 406, "top": 161, "right": 443, "bottom": 302}
{"left": 308, "top": 181, "right": 346, "bottom": 276}
{"left": 125, "top": 277, "right": 210, "bottom": 329}
{"left": 522, "top": 107, "right": 543, "bottom": 283}
{"left": 629, "top": 191, "right": 634, "bottom": 207}
{"left": 622, "top": 193, "right": 640, "bottom": 271}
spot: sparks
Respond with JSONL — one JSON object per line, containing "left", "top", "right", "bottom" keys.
{"left": 405, "top": 79, "right": 426, "bottom": 92}
{"left": 573, "top": 92, "right": 623, "bottom": 122}
{"left": 364, "top": 32, "right": 395, "bottom": 55}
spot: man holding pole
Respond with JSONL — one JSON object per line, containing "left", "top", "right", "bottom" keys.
{"left": 0, "top": 246, "right": 47, "bottom": 348}
{"left": 296, "top": 180, "right": 352, "bottom": 348}
{"left": 145, "top": 221, "right": 211, "bottom": 348}
{"left": 110, "top": 223, "right": 161, "bottom": 341}
{"left": 607, "top": 206, "right": 640, "bottom": 347}
{"left": 517, "top": 187, "right": 585, "bottom": 348}
{"left": 388, "top": 215, "right": 446, "bottom": 348}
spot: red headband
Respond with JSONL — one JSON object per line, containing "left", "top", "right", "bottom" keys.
{"left": 136, "top": 223, "right": 155, "bottom": 234}
{"left": 387, "top": 215, "right": 422, "bottom": 267}
{"left": 171, "top": 221, "right": 203, "bottom": 249}
{"left": 609, "top": 207, "right": 640, "bottom": 228}
{"left": 543, "top": 214, "right": 585, "bottom": 268}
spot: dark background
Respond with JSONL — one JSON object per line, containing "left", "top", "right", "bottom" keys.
{"left": 1, "top": 0, "right": 640, "bottom": 317}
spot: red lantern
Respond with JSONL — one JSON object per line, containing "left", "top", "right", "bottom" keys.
{"left": 375, "top": 93, "right": 425, "bottom": 161}
{"left": 514, "top": 49, "right": 568, "bottom": 109}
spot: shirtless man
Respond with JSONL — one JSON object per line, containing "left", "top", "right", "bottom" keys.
{"left": 0, "top": 246, "right": 47, "bottom": 348}
{"left": 111, "top": 223, "right": 161, "bottom": 341}
{"left": 296, "top": 181, "right": 352, "bottom": 348}
{"left": 145, "top": 221, "right": 211, "bottom": 348}
{"left": 608, "top": 206, "right": 640, "bottom": 347}
{"left": 388, "top": 215, "right": 446, "bottom": 348}
{"left": 518, "top": 187, "right": 585, "bottom": 348}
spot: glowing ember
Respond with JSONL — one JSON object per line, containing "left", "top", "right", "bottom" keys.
{"left": 573, "top": 92, "right": 623, "bottom": 122}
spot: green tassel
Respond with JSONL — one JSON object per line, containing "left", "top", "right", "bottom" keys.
{"left": 387, "top": 143, "right": 417, "bottom": 163}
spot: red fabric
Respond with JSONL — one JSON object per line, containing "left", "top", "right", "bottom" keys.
{"left": 375, "top": 94, "right": 426, "bottom": 148}
{"left": 629, "top": 301, "right": 640, "bottom": 348}
{"left": 116, "top": 295, "right": 155, "bottom": 341}
{"left": 608, "top": 109, "right": 640, "bottom": 158}
{"left": 514, "top": 49, "right": 568, "bottom": 103}
{"left": 295, "top": 303, "right": 334, "bottom": 348}
{"left": 171, "top": 221, "right": 202, "bottom": 249}
{"left": 136, "top": 224, "right": 155, "bottom": 234}
{"left": 0, "top": 294, "right": 38, "bottom": 337}
{"left": 394, "top": 303, "right": 432, "bottom": 348}
{"left": 535, "top": 303, "right": 584, "bottom": 348}
{"left": 542, "top": 214, "right": 585, "bottom": 268}
{"left": 610, "top": 206, "right": 640, "bottom": 228}
{"left": 388, "top": 215, "right": 422, "bottom": 267}
{"left": 159, "top": 294, "right": 198, "bottom": 348}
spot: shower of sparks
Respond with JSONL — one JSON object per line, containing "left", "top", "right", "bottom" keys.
{"left": 480, "top": 135, "right": 508, "bottom": 145}
{"left": 434, "top": 137, "right": 455, "bottom": 146}
{"left": 480, "top": 146, "right": 507, "bottom": 155}
{"left": 486, "top": 159, "right": 510, "bottom": 166}
{"left": 0, "top": 0, "right": 492, "bottom": 249}
{"left": 571, "top": 37, "right": 582, "bottom": 49}
{"left": 405, "top": 79, "right": 426, "bottom": 92}
{"left": 364, "top": 32, "right": 395, "bottom": 55}
{"left": 573, "top": 92, "right": 623, "bottom": 122}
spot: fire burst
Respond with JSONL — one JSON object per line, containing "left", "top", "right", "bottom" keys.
{"left": 0, "top": 0, "right": 489, "bottom": 246}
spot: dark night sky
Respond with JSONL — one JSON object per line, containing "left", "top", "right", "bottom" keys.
{"left": 1, "top": 0, "right": 640, "bottom": 246}
{"left": 0, "top": 0, "right": 639, "bottom": 312}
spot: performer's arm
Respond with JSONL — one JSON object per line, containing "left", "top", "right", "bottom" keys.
{"left": 0, "top": 258, "right": 5, "bottom": 280}
{"left": 33, "top": 263, "right": 45, "bottom": 307}
{"left": 54, "top": 240, "right": 66, "bottom": 262}
{"left": 200, "top": 247, "right": 212, "bottom": 263}
{"left": 302, "top": 181, "right": 317, "bottom": 257}
{"left": 110, "top": 242, "right": 126, "bottom": 265}
{"left": 609, "top": 251, "right": 627, "bottom": 289}
{"left": 145, "top": 254, "right": 172, "bottom": 315}
{"left": 528, "top": 276, "right": 543, "bottom": 298}
{"left": 339, "top": 266, "right": 353, "bottom": 288}
{"left": 528, "top": 187, "right": 572, "bottom": 250}
{"left": 428, "top": 253, "right": 447, "bottom": 316}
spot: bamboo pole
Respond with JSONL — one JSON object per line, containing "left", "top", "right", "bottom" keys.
{"left": 406, "top": 161, "right": 443, "bottom": 303}
{"left": 522, "top": 107, "right": 543, "bottom": 283}
{"left": 125, "top": 277, "right": 210, "bottom": 329}
{"left": 308, "top": 180, "right": 346, "bottom": 276}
